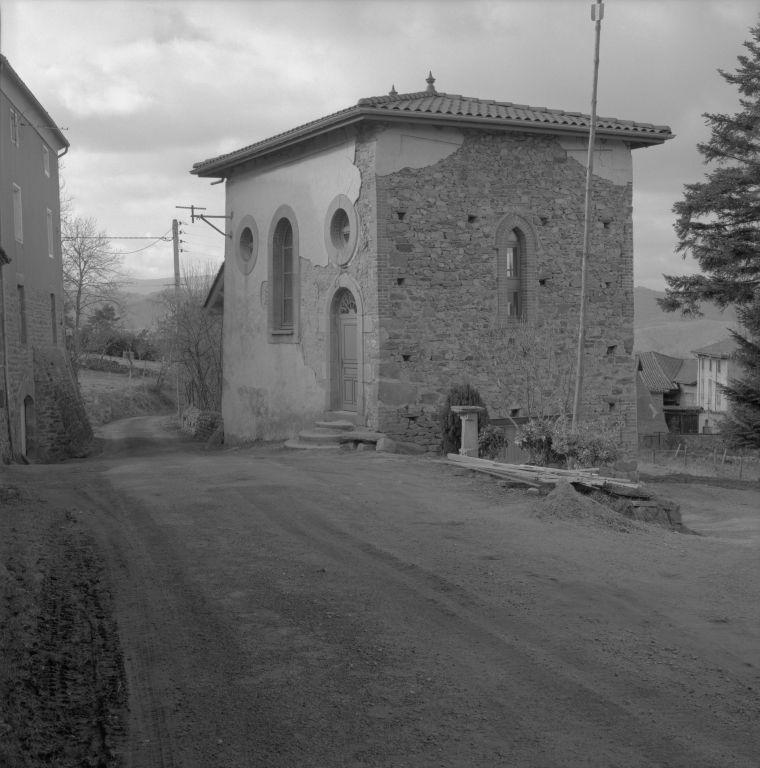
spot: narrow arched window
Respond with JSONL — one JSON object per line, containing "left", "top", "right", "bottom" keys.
{"left": 274, "top": 219, "right": 294, "bottom": 330}
{"left": 499, "top": 229, "right": 522, "bottom": 320}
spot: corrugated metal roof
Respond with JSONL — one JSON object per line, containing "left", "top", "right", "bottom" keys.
{"left": 192, "top": 85, "right": 673, "bottom": 175}
{"left": 691, "top": 337, "right": 739, "bottom": 358}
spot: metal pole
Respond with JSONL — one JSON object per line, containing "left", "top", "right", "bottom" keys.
{"left": 572, "top": 1, "right": 604, "bottom": 426}
{"left": 173, "top": 219, "right": 181, "bottom": 418}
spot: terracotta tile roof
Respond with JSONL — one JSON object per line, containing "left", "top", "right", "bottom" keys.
{"left": 192, "top": 82, "right": 673, "bottom": 175}
{"left": 356, "top": 91, "right": 673, "bottom": 138}
{"left": 662, "top": 405, "right": 703, "bottom": 413}
{"left": 673, "top": 358, "right": 698, "bottom": 385}
{"left": 651, "top": 352, "right": 683, "bottom": 383}
{"left": 637, "top": 352, "right": 679, "bottom": 394}
{"left": 691, "top": 337, "right": 739, "bottom": 358}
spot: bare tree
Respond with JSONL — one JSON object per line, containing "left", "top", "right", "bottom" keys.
{"left": 154, "top": 262, "right": 222, "bottom": 412}
{"left": 474, "top": 318, "right": 602, "bottom": 422}
{"left": 62, "top": 214, "right": 129, "bottom": 351}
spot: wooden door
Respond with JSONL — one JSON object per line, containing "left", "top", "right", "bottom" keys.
{"left": 339, "top": 315, "right": 358, "bottom": 411}
{"left": 338, "top": 290, "right": 358, "bottom": 412}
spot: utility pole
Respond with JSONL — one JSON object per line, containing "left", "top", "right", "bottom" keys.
{"left": 172, "top": 219, "right": 181, "bottom": 417}
{"left": 572, "top": 0, "right": 605, "bottom": 427}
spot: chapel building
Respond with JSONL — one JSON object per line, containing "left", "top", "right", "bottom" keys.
{"left": 193, "top": 75, "right": 673, "bottom": 453}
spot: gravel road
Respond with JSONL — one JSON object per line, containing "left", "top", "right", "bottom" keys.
{"left": 17, "top": 416, "right": 760, "bottom": 767}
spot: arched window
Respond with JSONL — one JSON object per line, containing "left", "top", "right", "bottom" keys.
{"left": 273, "top": 218, "right": 294, "bottom": 330}
{"left": 499, "top": 229, "right": 522, "bottom": 320}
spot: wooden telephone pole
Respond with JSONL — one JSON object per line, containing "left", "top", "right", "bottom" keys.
{"left": 572, "top": 0, "right": 605, "bottom": 427}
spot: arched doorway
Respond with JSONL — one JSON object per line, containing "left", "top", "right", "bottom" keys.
{"left": 335, "top": 289, "right": 358, "bottom": 412}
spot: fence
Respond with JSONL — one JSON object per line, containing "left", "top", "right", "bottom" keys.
{"left": 638, "top": 440, "right": 759, "bottom": 481}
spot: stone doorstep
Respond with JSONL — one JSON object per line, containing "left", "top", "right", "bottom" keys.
{"left": 337, "top": 431, "right": 388, "bottom": 444}
{"left": 297, "top": 429, "right": 346, "bottom": 444}
{"left": 314, "top": 421, "right": 355, "bottom": 432}
{"left": 284, "top": 439, "right": 339, "bottom": 451}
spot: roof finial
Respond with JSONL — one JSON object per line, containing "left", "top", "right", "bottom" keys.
{"left": 389, "top": 84, "right": 398, "bottom": 96}
{"left": 425, "top": 71, "right": 436, "bottom": 94}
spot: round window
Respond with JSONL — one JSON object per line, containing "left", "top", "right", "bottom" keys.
{"left": 330, "top": 209, "right": 350, "bottom": 250}
{"left": 239, "top": 227, "right": 254, "bottom": 262}
{"left": 235, "top": 216, "right": 258, "bottom": 275}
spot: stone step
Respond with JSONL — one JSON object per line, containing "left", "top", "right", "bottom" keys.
{"left": 297, "top": 429, "right": 346, "bottom": 445}
{"left": 314, "top": 420, "right": 355, "bottom": 432}
{"left": 284, "top": 439, "right": 339, "bottom": 451}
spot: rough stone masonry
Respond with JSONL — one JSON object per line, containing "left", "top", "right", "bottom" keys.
{"left": 372, "top": 127, "right": 635, "bottom": 454}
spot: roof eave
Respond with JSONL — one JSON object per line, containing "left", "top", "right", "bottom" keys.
{"left": 0, "top": 55, "right": 69, "bottom": 151}
{"left": 191, "top": 106, "right": 674, "bottom": 177}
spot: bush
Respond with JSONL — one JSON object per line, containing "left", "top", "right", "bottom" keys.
{"left": 438, "top": 384, "right": 490, "bottom": 455}
{"left": 478, "top": 425, "right": 507, "bottom": 460}
{"left": 515, "top": 417, "right": 622, "bottom": 468}
{"left": 550, "top": 417, "right": 623, "bottom": 467}
{"left": 514, "top": 419, "right": 562, "bottom": 466}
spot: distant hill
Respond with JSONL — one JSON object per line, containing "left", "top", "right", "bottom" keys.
{"left": 633, "top": 287, "right": 736, "bottom": 358}
{"left": 124, "top": 277, "right": 177, "bottom": 296}
{"left": 634, "top": 286, "right": 735, "bottom": 328}
{"left": 122, "top": 291, "right": 168, "bottom": 330}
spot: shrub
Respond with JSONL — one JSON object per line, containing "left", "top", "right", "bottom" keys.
{"left": 514, "top": 419, "right": 562, "bottom": 466}
{"left": 438, "top": 383, "right": 490, "bottom": 455}
{"left": 550, "top": 417, "right": 623, "bottom": 467}
{"left": 516, "top": 417, "right": 623, "bottom": 467}
{"left": 478, "top": 425, "right": 507, "bottom": 460}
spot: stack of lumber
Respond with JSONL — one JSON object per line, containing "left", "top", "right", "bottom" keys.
{"left": 445, "top": 454, "right": 651, "bottom": 498}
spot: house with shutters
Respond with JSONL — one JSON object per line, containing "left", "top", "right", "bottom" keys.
{"left": 0, "top": 55, "right": 91, "bottom": 462}
{"left": 194, "top": 74, "right": 673, "bottom": 453}
{"left": 692, "top": 337, "right": 741, "bottom": 434}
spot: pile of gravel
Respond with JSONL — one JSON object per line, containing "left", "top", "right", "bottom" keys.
{"left": 534, "top": 480, "right": 646, "bottom": 533}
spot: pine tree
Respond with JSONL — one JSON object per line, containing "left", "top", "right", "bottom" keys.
{"left": 659, "top": 22, "right": 760, "bottom": 329}
{"left": 720, "top": 332, "right": 760, "bottom": 448}
{"left": 660, "top": 21, "right": 760, "bottom": 448}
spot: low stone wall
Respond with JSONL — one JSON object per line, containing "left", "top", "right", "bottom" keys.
{"left": 182, "top": 406, "right": 223, "bottom": 442}
{"left": 639, "top": 432, "right": 725, "bottom": 452}
{"left": 79, "top": 358, "right": 130, "bottom": 375}
{"left": 33, "top": 347, "right": 94, "bottom": 462}
{"left": 379, "top": 405, "right": 440, "bottom": 452}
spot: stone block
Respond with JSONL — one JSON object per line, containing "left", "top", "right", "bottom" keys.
{"left": 376, "top": 437, "right": 397, "bottom": 453}
{"left": 396, "top": 441, "right": 426, "bottom": 455}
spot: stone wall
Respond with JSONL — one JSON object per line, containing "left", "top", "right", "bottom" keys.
{"left": 32, "top": 346, "right": 93, "bottom": 462}
{"left": 374, "top": 128, "right": 636, "bottom": 455}
{"left": 182, "top": 406, "right": 223, "bottom": 441}
{"left": 0, "top": 277, "right": 89, "bottom": 463}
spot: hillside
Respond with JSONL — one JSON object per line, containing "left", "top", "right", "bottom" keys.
{"left": 632, "top": 287, "right": 736, "bottom": 357}
{"left": 634, "top": 286, "right": 735, "bottom": 328}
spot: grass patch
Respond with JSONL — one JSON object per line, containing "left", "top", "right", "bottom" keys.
{"left": 79, "top": 370, "right": 176, "bottom": 427}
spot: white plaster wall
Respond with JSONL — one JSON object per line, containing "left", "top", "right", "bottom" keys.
{"left": 375, "top": 124, "right": 463, "bottom": 176}
{"left": 556, "top": 137, "right": 633, "bottom": 186}
{"left": 221, "top": 128, "right": 362, "bottom": 441}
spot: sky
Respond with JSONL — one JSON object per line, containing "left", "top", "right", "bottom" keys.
{"left": 1, "top": 0, "right": 757, "bottom": 289}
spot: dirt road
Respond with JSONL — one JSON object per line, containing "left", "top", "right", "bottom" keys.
{"left": 13, "top": 416, "right": 760, "bottom": 767}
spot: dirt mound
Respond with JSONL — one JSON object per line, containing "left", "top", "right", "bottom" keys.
{"left": 535, "top": 480, "right": 645, "bottom": 533}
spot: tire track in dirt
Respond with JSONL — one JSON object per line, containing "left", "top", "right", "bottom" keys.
{"left": 77, "top": 482, "right": 185, "bottom": 768}
{"left": 232, "top": 480, "right": 758, "bottom": 768}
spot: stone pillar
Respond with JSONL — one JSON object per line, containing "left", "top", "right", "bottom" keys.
{"left": 451, "top": 405, "right": 484, "bottom": 457}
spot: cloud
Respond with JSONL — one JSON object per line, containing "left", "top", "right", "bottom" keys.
{"left": 3, "top": 0, "right": 758, "bottom": 286}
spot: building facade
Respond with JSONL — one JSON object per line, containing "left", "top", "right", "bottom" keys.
{"left": 194, "top": 77, "right": 673, "bottom": 454}
{"left": 692, "top": 338, "right": 740, "bottom": 434}
{"left": 1, "top": 56, "right": 92, "bottom": 462}
{"left": 636, "top": 351, "right": 700, "bottom": 434}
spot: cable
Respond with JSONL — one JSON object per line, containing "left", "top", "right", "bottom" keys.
{"left": 115, "top": 228, "right": 174, "bottom": 254}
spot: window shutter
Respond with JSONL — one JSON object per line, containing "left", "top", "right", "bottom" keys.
{"left": 44, "top": 146, "right": 50, "bottom": 176}
{"left": 47, "top": 209, "right": 54, "bottom": 257}
{"left": 13, "top": 185, "right": 23, "bottom": 243}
